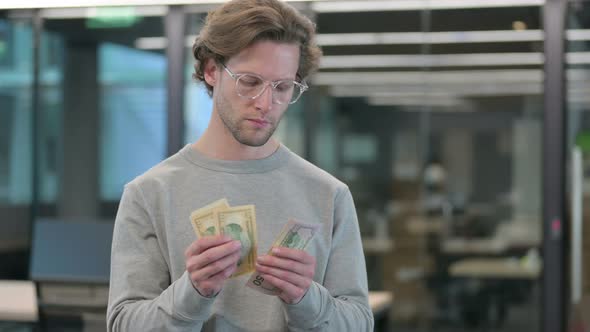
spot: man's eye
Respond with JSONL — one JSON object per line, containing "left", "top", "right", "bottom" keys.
{"left": 276, "top": 82, "right": 294, "bottom": 92}
{"left": 240, "top": 76, "right": 262, "bottom": 87}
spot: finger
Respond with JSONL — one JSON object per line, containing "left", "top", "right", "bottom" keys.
{"left": 255, "top": 263, "right": 311, "bottom": 290}
{"left": 257, "top": 255, "right": 312, "bottom": 278}
{"left": 189, "top": 240, "right": 241, "bottom": 270}
{"left": 211, "top": 261, "right": 239, "bottom": 280}
{"left": 191, "top": 251, "right": 241, "bottom": 281}
{"left": 197, "top": 260, "right": 239, "bottom": 289}
{"left": 270, "top": 247, "right": 315, "bottom": 265}
{"left": 260, "top": 273, "right": 306, "bottom": 304}
{"left": 194, "top": 264, "right": 238, "bottom": 297}
{"left": 194, "top": 235, "right": 235, "bottom": 255}
{"left": 185, "top": 235, "right": 233, "bottom": 258}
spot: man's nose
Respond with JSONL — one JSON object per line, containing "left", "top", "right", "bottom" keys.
{"left": 254, "top": 84, "right": 273, "bottom": 113}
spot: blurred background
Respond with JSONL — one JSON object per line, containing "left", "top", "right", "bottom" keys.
{"left": 0, "top": 0, "right": 589, "bottom": 331}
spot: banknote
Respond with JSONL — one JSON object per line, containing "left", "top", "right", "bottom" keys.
{"left": 217, "top": 205, "right": 258, "bottom": 278}
{"left": 190, "top": 198, "right": 230, "bottom": 237}
{"left": 246, "top": 219, "right": 319, "bottom": 295}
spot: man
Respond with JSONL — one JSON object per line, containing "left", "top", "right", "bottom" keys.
{"left": 107, "top": 0, "right": 373, "bottom": 330}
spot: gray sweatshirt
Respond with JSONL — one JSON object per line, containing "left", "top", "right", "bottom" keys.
{"left": 107, "top": 144, "right": 373, "bottom": 331}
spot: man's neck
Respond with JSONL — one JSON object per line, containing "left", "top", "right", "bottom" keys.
{"left": 192, "top": 125, "right": 279, "bottom": 161}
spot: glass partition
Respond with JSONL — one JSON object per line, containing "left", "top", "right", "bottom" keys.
{"left": 0, "top": 15, "right": 33, "bottom": 279}
{"left": 314, "top": 3, "right": 544, "bottom": 330}
{"left": 39, "top": 7, "right": 168, "bottom": 218}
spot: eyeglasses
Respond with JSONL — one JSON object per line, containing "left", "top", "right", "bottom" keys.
{"left": 222, "top": 64, "right": 308, "bottom": 105}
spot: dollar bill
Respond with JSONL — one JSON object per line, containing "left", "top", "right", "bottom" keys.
{"left": 217, "top": 205, "right": 258, "bottom": 278}
{"left": 246, "top": 219, "right": 319, "bottom": 295}
{"left": 190, "top": 198, "right": 230, "bottom": 237}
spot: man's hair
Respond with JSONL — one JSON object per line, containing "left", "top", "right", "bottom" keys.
{"left": 192, "top": 0, "right": 322, "bottom": 96}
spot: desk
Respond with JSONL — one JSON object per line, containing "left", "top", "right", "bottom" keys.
{"left": 442, "top": 221, "right": 541, "bottom": 255}
{"left": 369, "top": 291, "right": 393, "bottom": 332}
{"left": 449, "top": 258, "right": 541, "bottom": 279}
{"left": 442, "top": 237, "right": 508, "bottom": 255}
{"left": 0, "top": 281, "right": 38, "bottom": 322}
{"left": 448, "top": 258, "right": 540, "bottom": 328}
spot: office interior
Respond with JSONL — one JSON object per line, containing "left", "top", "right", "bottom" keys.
{"left": 0, "top": 0, "right": 589, "bottom": 331}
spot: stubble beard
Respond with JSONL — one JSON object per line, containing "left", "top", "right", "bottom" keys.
{"left": 216, "top": 93, "right": 279, "bottom": 147}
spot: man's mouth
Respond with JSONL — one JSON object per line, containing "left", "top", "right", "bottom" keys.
{"left": 246, "top": 119, "right": 271, "bottom": 128}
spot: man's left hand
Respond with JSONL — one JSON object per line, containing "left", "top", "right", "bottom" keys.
{"left": 255, "top": 247, "right": 316, "bottom": 304}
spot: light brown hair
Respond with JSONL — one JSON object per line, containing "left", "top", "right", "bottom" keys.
{"left": 192, "top": 0, "right": 322, "bottom": 96}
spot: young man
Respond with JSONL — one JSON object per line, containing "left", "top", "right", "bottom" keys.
{"left": 107, "top": 0, "right": 373, "bottom": 330}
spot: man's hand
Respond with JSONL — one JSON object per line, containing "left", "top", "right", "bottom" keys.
{"left": 255, "top": 247, "right": 316, "bottom": 304}
{"left": 185, "top": 235, "right": 241, "bottom": 297}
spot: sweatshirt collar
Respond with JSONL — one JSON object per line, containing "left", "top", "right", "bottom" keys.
{"left": 180, "top": 143, "right": 290, "bottom": 174}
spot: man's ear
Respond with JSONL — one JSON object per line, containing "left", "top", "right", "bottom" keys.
{"left": 203, "top": 59, "right": 219, "bottom": 87}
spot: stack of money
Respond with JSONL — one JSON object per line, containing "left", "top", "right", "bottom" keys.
{"left": 190, "top": 198, "right": 258, "bottom": 278}
{"left": 246, "top": 219, "right": 319, "bottom": 295}
{"left": 190, "top": 199, "right": 319, "bottom": 295}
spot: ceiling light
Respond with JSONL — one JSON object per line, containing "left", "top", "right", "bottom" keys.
{"left": 320, "top": 52, "right": 590, "bottom": 69}
{"left": 135, "top": 36, "right": 167, "bottom": 49}
{"left": 566, "top": 52, "right": 590, "bottom": 65}
{"left": 0, "top": 0, "right": 225, "bottom": 10}
{"left": 312, "top": 0, "right": 543, "bottom": 13}
{"left": 567, "top": 29, "right": 590, "bottom": 41}
{"left": 328, "top": 83, "right": 545, "bottom": 97}
{"left": 313, "top": 69, "right": 590, "bottom": 85}
{"left": 135, "top": 29, "right": 590, "bottom": 51}
{"left": 317, "top": 30, "right": 547, "bottom": 46}
{"left": 0, "top": 0, "right": 545, "bottom": 10}
{"left": 320, "top": 53, "right": 545, "bottom": 68}
{"left": 135, "top": 36, "right": 197, "bottom": 49}
{"left": 367, "top": 95, "right": 473, "bottom": 109}
{"left": 313, "top": 69, "right": 543, "bottom": 85}
{"left": 40, "top": 5, "right": 167, "bottom": 18}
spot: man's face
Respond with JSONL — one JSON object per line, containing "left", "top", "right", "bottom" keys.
{"left": 207, "top": 41, "right": 301, "bottom": 147}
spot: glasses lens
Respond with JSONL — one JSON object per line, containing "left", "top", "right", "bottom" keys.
{"left": 235, "top": 74, "right": 304, "bottom": 104}
{"left": 236, "top": 74, "right": 264, "bottom": 98}
{"left": 273, "top": 81, "right": 299, "bottom": 105}
{"left": 288, "top": 84, "right": 304, "bottom": 104}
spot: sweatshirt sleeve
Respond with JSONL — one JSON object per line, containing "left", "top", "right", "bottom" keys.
{"left": 282, "top": 187, "right": 374, "bottom": 331}
{"left": 107, "top": 182, "right": 215, "bottom": 332}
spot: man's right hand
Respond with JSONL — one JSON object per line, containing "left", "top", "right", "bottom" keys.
{"left": 184, "top": 235, "right": 242, "bottom": 297}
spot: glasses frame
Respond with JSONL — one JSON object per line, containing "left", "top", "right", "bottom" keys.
{"left": 222, "top": 64, "right": 308, "bottom": 105}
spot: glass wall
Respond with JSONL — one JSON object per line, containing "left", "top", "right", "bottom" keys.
{"left": 99, "top": 42, "right": 167, "bottom": 202}
{"left": 39, "top": 7, "right": 168, "bottom": 218}
{"left": 314, "top": 3, "right": 544, "bottom": 330}
{"left": 0, "top": 15, "right": 33, "bottom": 279}
{"left": 184, "top": 12, "right": 213, "bottom": 145}
{"left": 38, "top": 30, "right": 63, "bottom": 209}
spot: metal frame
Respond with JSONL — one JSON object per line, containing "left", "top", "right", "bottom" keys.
{"left": 542, "top": 0, "right": 567, "bottom": 331}
{"left": 165, "top": 5, "right": 186, "bottom": 156}
{"left": 30, "top": 9, "right": 43, "bottom": 278}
